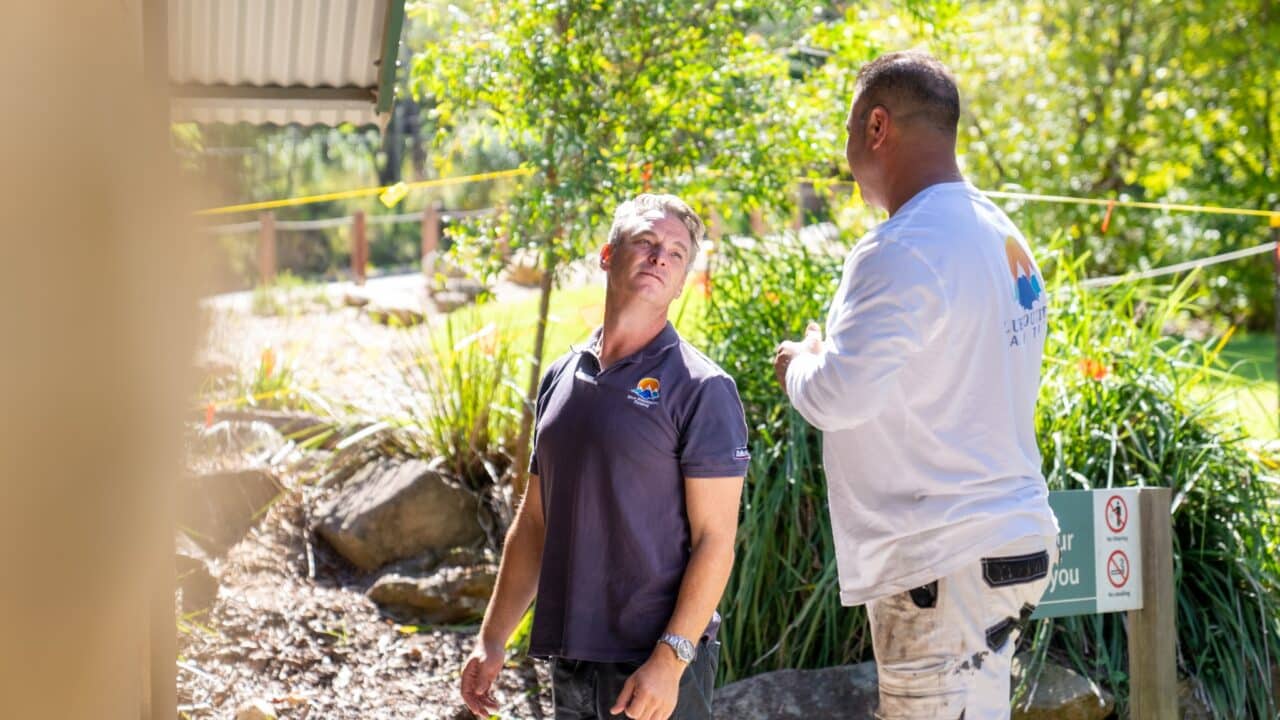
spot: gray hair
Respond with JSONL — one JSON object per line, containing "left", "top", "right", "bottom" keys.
{"left": 607, "top": 193, "right": 705, "bottom": 268}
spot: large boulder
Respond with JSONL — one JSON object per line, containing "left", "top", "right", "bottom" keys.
{"left": 712, "top": 656, "right": 1116, "bottom": 720}
{"left": 713, "top": 662, "right": 879, "bottom": 720}
{"left": 367, "top": 554, "right": 497, "bottom": 624}
{"left": 1011, "top": 654, "right": 1114, "bottom": 720}
{"left": 314, "top": 458, "right": 485, "bottom": 572}
{"left": 180, "top": 467, "right": 284, "bottom": 555}
{"left": 175, "top": 532, "right": 217, "bottom": 612}
{"left": 1176, "top": 677, "right": 1213, "bottom": 719}
{"left": 366, "top": 302, "right": 426, "bottom": 327}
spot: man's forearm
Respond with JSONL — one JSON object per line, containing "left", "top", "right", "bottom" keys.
{"left": 661, "top": 532, "right": 736, "bottom": 646}
{"left": 477, "top": 517, "right": 544, "bottom": 648}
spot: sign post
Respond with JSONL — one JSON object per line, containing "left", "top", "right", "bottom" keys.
{"left": 1033, "top": 487, "right": 1176, "bottom": 717}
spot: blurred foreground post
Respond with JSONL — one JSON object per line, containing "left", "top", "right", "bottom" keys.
{"left": 1, "top": 4, "right": 199, "bottom": 719}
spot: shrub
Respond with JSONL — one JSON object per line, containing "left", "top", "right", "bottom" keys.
{"left": 702, "top": 232, "right": 1280, "bottom": 717}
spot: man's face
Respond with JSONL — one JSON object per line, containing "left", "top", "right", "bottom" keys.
{"left": 601, "top": 212, "right": 692, "bottom": 310}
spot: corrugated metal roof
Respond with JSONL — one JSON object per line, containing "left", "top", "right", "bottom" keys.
{"left": 167, "top": 0, "right": 403, "bottom": 127}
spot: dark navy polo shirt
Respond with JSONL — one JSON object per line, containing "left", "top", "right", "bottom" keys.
{"left": 527, "top": 322, "right": 750, "bottom": 662}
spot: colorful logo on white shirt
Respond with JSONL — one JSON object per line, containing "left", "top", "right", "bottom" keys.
{"left": 631, "top": 377, "right": 661, "bottom": 402}
{"left": 1005, "top": 237, "right": 1043, "bottom": 311}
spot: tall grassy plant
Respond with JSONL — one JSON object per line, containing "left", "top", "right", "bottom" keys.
{"left": 389, "top": 311, "right": 525, "bottom": 494}
{"left": 703, "top": 231, "right": 1279, "bottom": 716}
{"left": 701, "top": 235, "right": 868, "bottom": 682}
{"left": 1031, "top": 248, "right": 1280, "bottom": 718}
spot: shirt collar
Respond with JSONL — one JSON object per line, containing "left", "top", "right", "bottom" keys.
{"left": 575, "top": 322, "right": 681, "bottom": 366}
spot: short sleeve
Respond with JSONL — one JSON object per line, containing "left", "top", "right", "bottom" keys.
{"left": 678, "top": 375, "right": 751, "bottom": 478}
{"left": 527, "top": 356, "right": 568, "bottom": 475}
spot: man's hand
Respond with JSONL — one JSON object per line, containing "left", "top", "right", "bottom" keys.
{"left": 773, "top": 321, "right": 823, "bottom": 393}
{"left": 459, "top": 641, "right": 504, "bottom": 717}
{"left": 609, "top": 648, "right": 687, "bottom": 720}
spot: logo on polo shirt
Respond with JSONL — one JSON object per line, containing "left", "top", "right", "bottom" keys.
{"left": 631, "top": 377, "right": 661, "bottom": 402}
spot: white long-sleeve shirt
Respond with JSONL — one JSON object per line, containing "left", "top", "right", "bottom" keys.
{"left": 787, "top": 181, "right": 1059, "bottom": 606}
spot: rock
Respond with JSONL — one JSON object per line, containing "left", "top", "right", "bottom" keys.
{"left": 368, "top": 560, "right": 497, "bottom": 624}
{"left": 315, "top": 458, "right": 485, "bottom": 572}
{"left": 1012, "top": 653, "right": 1113, "bottom": 720}
{"left": 443, "top": 277, "right": 486, "bottom": 299}
{"left": 367, "top": 302, "right": 426, "bottom": 327}
{"left": 504, "top": 250, "right": 544, "bottom": 287}
{"left": 1177, "top": 677, "right": 1213, "bottom": 719}
{"left": 431, "top": 290, "right": 472, "bottom": 313}
{"left": 194, "top": 351, "right": 237, "bottom": 381}
{"left": 175, "top": 532, "right": 217, "bottom": 611}
{"left": 712, "top": 662, "right": 879, "bottom": 720}
{"left": 180, "top": 467, "right": 284, "bottom": 555}
{"left": 343, "top": 291, "right": 371, "bottom": 308}
{"left": 188, "top": 420, "right": 288, "bottom": 463}
{"left": 197, "top": 410, "right": 333, "bottom": 449}
{"left": 234, "top": 698, "right": 277, "bottom": 720}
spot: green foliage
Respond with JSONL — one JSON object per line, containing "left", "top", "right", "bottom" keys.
{"left": 947, "top": 1, "right": 1280, "bottom": 326}
{"left": 387, "top": 310, "right": 526, "bottom": 489}
{"left": 701, "top": 232, "right": 1280, "bottom": 715}
{"left": 411, "top": 0, "right": 822, "bottom": 282}
{"left": 1032, "top": 253, "right": 1280, "bottom": 717}
{"left": 701, "top": 235, "right": 857, "bottom": 682}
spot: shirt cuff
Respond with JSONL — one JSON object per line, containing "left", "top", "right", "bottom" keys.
{"left": 785, "top": 350, "right": 821, "bottom": 407}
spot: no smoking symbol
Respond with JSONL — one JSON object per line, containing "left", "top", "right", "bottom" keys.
{"left": 1105, "top": 495, "right": 1128, "bottom": 533}
{"left": 1107, "top": 550, "right": 1130, "bottom": 588}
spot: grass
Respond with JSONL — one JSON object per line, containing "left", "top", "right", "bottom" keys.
{"left": 1205, "top": 332, "right": 1279, "bottom": 440}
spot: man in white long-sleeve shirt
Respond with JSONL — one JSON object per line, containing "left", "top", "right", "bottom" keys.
{"left": 773, "top": 51, "right": 1059, "bottom": 720}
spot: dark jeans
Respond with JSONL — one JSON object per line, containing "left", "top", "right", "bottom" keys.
{"left": 550, "top": 641, "right": 719, "bottom": 720}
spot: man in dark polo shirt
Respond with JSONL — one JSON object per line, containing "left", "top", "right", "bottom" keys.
{"left": 459, "top": 193, "right": 750, "bottom": 720}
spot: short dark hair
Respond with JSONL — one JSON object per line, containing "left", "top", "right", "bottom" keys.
{"left": 854, "top": 51, "right": 960, "bottom": 135}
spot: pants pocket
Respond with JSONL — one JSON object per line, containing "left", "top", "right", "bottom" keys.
{"left": 980, "top": 550, "right": 1049, "bottom": 588}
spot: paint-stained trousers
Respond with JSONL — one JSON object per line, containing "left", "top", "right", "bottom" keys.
{"left": 867, "top": 535, "right": 1058, "bottom": 720}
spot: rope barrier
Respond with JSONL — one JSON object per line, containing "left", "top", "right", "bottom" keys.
{"left": 982, "top": 189, "right": 1279, "bottom": 222}
{"left": 1079, "top": 241, "right": 1278, "bottom": 288}
{"left": 194, "top": 167, "right": 534, "bottom": 216}
{"left": 201, "top": 207, "right": 499, "bottom": 235}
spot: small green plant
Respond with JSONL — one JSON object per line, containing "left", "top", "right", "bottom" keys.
{"left": 250, "top": 271, "right": 333, "bottom": 317}
{"left": 388, "top": 309, "right": 525, "bottom": 491}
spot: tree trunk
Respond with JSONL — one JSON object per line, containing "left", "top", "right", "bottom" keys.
{"left": 512, "top": 246, "right": 557, "bottom": 498}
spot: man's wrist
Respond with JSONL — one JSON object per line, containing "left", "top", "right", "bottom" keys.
{"left": 656, "top": 632, "right": 696, "bottom": 664}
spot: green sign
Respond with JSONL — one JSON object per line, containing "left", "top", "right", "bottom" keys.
{"left": 1032, "top": 489, "right": 1143, "bottom": 619}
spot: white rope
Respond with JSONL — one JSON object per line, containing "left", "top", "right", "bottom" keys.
{"left": 1080, "top": 241, "right": 1277, "bottom": 288}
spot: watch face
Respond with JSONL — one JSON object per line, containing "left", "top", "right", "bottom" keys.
{"left": 663, "top": 634, "right": 695, "bottom": 662}
{"left": 676, "top": 640, "right": 695, "bottom": 662}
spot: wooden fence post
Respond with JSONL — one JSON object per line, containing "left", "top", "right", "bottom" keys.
{"left": 1272, "top": 208, "right": 1279, "bottom": 427}
{"left": 1128, "top": 487, "right": 1177, "bottom": 718}
{"left": 422, "top": 204, "right": 441, "bottom": 278}
{"left": 352, "top": 210, "right": 367, "bottom": 286}
{"left": 258, "top": 211, "right": 276, "bottom": 286}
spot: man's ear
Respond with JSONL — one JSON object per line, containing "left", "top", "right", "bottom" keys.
{"left": 867, "top": 105, "right": 891, "bottom": 151}
{"left": 599, "top": 243, "right": 613, "bottom": 270}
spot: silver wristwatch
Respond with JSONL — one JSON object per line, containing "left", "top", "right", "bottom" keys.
{"left": 658, "top": 632, "right": 696, "bottom": 663}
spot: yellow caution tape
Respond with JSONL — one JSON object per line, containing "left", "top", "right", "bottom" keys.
{"left": 196, "top": 167, "right": 536, "bottom": 217}
{"left": 980, "top": 190, "right": 1278, "bottom": 221}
